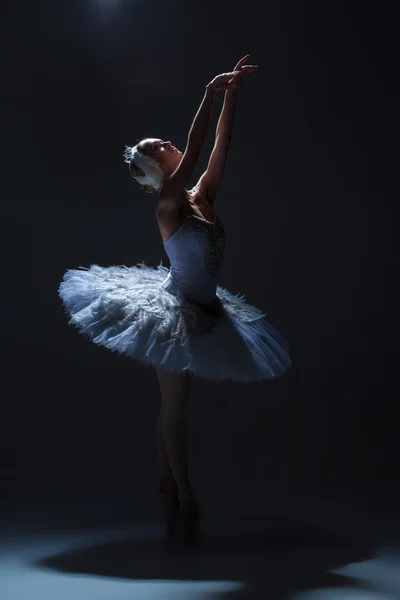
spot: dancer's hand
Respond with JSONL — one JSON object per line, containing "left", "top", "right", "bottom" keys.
{"left": 230, "top": 54, "right": 259, "bottom": 87}
{"left": 207, "top": 55, "right": 258, "bottom": 92}
{"left": 207, "top": 71, "right": 244, "bottom": 92}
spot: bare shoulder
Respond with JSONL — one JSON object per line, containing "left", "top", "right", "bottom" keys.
{"left": 156, "top": 193, "right": 184, "bottom": 221}
{"left": 156, "top": 187, "right": 215, "bottom": 242}
{"left": 156, "top": 195, "right": 184, "bottom": 243}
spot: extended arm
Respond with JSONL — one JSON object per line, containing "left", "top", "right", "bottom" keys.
{"left": 160, "top": 71, "right": 243, "bottom": 202}
{"left": 196, "top": 55, "right": 258, "bottom": 205}
{"left": 216, "top": 89, "right": 238, "bottom": 140}
{"left": 196, "top": 90, "right": 237, "bottom": 205}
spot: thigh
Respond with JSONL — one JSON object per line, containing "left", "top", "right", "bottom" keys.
{"left": 155, "top": 365, "right": 191, "bottom": 406}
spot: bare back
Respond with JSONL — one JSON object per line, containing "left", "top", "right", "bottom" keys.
{"left": 156, "top": 187, "right": 215, "bottom": 243}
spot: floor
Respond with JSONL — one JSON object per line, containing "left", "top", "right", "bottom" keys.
{"left": 1, "top": 493, "right": 399, "bottom": 599}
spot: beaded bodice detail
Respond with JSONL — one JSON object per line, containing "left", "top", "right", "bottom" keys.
{"left": 161, "top": 214, "right": 226, "bottom": 304}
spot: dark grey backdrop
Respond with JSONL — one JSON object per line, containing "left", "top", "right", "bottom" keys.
{"left": 3, "top": 0, "right": 398, "bottom": 524}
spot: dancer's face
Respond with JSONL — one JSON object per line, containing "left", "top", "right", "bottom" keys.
{"left": 137, "top": 138, "right": 183, "bottom": 177}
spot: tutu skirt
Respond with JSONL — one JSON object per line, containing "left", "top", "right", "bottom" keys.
{"left": 58, "top": 263, "right": 292, "bottom": 382}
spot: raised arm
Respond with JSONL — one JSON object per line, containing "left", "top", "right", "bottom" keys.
{"left": 161, "top": 87, "right": 215, "bottom": 201}
{"left": 161, "top": 72, "right": 243, "bottom": 203}
{"left": 195, "top": 55, "right": 259, "bottom": 206}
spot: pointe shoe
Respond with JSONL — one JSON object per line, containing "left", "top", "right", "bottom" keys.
{"left": 158, "top": 476, "right": 180, "bottom": 539}
{"left": 179, "top": 491, "right": 200, "bottom": 546}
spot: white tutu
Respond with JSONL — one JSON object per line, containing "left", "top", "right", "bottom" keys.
{"left": 58, "top": 262, "right": 292, "bottom": 382}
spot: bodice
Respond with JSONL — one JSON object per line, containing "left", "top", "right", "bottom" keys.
{"left": 161, "top": 213, "right": 226, "bottom": 304}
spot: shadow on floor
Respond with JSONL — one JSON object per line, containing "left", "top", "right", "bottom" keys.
{"left": 34, "top": 522, "right": 375, "bottom": 599}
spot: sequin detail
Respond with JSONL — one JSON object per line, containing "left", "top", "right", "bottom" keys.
{"left": 180, "top": 216, "right": 226, "bottom": 280}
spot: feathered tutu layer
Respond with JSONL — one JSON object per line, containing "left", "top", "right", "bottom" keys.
{"left": 58, "top": 263, "right": 292, "bottom": 382}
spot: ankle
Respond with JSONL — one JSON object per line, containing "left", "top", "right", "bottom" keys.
{"left": 178, "top": 486, "right": 193, "bottom": 506}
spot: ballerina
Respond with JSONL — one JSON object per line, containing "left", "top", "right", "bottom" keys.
{"left": 58, "top": 55, "right": 292, "bottom": 545}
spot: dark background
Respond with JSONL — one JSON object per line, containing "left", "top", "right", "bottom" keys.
{"left": 2, "top": 0, "right": 398, "bottom": 526}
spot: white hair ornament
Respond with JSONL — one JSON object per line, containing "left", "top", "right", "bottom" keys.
{"left": 123, "top": 145, "right": 164, "bottom": 191}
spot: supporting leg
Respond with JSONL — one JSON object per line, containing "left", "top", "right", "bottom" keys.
{"left": 155, "top": 365, "right": 199, "bottom": 544}
{"left": 156, "top": 411, "right": 175, "bottom": 482}
{"left": 155, "top": 365, "right": 191, "bottom": 503}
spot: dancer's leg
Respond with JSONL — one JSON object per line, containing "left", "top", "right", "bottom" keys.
{"left": 155, "top": 365, "right": 191, "bottom": 503}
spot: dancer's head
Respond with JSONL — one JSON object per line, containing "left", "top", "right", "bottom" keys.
{"left": 124, "top": 138, "right": 183, "bottom": 194}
